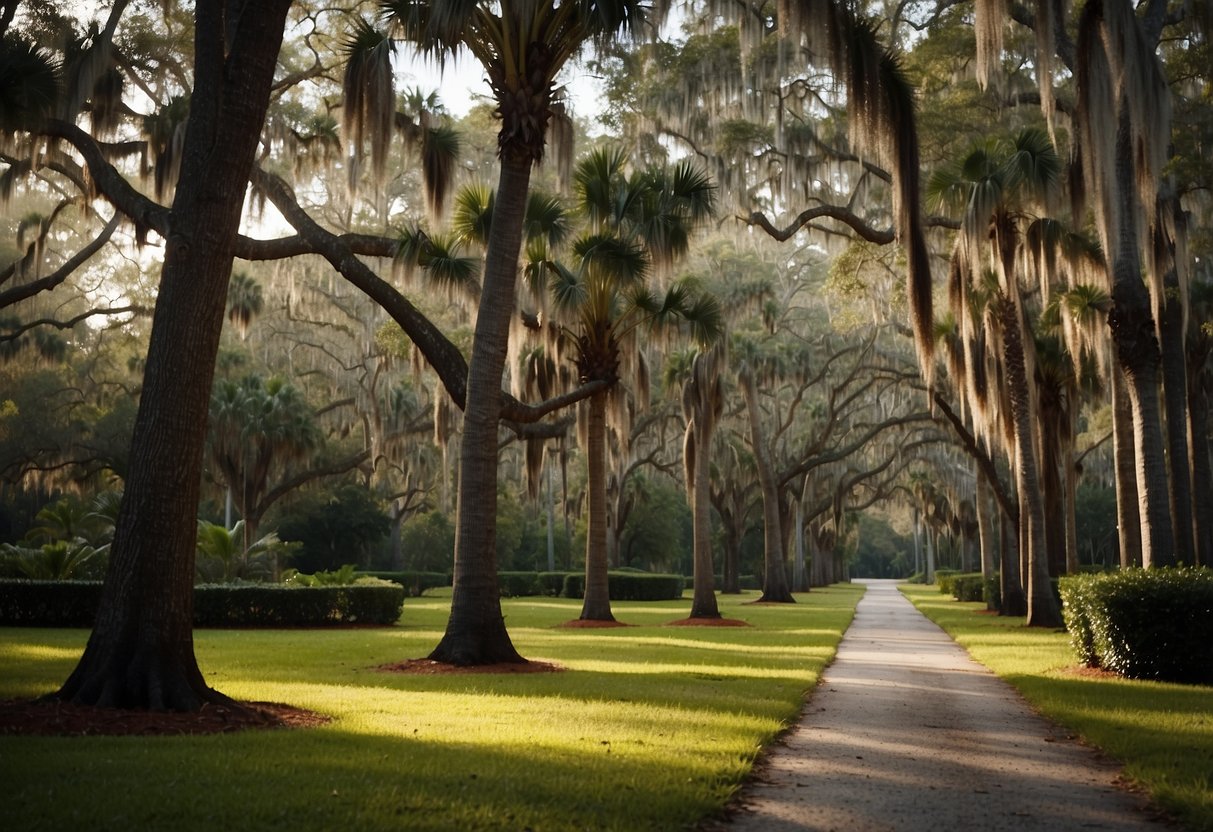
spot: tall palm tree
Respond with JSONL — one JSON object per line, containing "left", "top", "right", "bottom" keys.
{"left": 347, "top": 1, "right": 653, "bottom": 663}
{"left": 929, "top": 128, "right": 1064, "bottom": 627}
{"left": 680, "top": 342, "right": 727, "bottom": 619}
{"left": 538, "top": 148, "right": 720, "bottom": 622}
{"left": 1075, "top": 0, "right": 1178, "bottom": 567}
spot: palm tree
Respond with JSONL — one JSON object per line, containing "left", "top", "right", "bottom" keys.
{"left": 680, "top": 342, "right": 727, "bottom": 619}
{"left": 226, "top": 271, "right": 263, "bottom": 341}
{"left": 344, "top": 0, "right": 655, "bottom": 663}
{"left": 1075, "top": 0, "right": 1178, "bottom": 567}
{"left": 207, "top": 376, "right": 320, "bottom": 557}
{"left": 929, "top": 128, "right": 1065, "bottom": 627}
{"left": 538, "top": 148, "right": 721, "bottom": 621}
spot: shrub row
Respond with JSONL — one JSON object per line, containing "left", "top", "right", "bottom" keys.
{"left": 0, "top": 580, "right": 404, "bottom": 627}
{"left": 1059, "top": 567, "right": 1213, "bottom": 684}
{"left": 360, "top": 570, "right": 452, "bottom": 596}
{"left": 560, "top": 572, "right": 685, "bottom": 601}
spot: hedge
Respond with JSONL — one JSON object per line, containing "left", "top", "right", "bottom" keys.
{"left": 0, "top": 580, "right": 404, "bottom": 627}
{"left": 949, "top": 573, "right": 986, "bottom": 603}
{"left": 1059, "top": 567, "right": 1213, "bottom": 684}
{"left": 560, "top": 572, "right": 685, "bottom": 601}
{"left": 360, "top": 570, "right": 451, "bottom": 596}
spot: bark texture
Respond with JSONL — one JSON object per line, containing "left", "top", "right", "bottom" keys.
{"left": 56, "top": 0, "right": 294, "bottom": 709}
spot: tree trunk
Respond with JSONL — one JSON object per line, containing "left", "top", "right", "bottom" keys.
{"left": 579, "top": 390, "right": 614, "bottom": 621}
{"left": 1112, "top": 366, "right": 1142, "bottom": 566}
{"left": 686, "top": 419, "right": 720, "bottom": 619}
{"left": 999, "top": 503, "right": 1027, "bottom": 616}
{"left": 976, "top": 467, "right": 998, "bottom": 610}
{"left": 1189, "top": 347, "right": 1213, "bottom": 566}
{"left": 791, "top": 499, "right": 810, "bottom": 592}
{"left": 998, "top": 292, "right": 1063, "bottom": 627}
{"left": 1158, "top": 253, "right": 1194, "bottom": 565}
{"left": 1064, "top": 408, "right": 1080, "bottom": 574}
{"left": 1108, "top": 108, "right": 1175, "bottom": 568}
{"left": 741, "top": 368, "right": 794, "bottom": 603}
{"left": 1040, "top": 418, "right": 1067, "bottom": 577}
{"left": 429, "top": 155, "right": 533, "bottom": 663}
{"left": 55, "top": 1, "right": 293, "bottom": 710}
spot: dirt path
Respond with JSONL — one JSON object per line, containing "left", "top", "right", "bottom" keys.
{"left": 710, "top": 579, "right": 1171, "bottom": 831}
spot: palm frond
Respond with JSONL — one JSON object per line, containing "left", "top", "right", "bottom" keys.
{"left": 421, "top": 124, "right": 460, "bottom": 217}
{"left": 573, "top": 231, "right": 649, "bottom": 286}
{"left": 341, "top": 17, "right": 396, "bottom": 186}
{"left": 451, "top": 182, "right": 494, "bottom": 246}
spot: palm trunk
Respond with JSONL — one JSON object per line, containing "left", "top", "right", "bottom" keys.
{"left": 687, "top": 419, "right": 721, "bottom": 619}
{"left": 1189, "top": 351, "right": 1213, "bottom": 566}
{"left": 741, "top": 368, "right": 794, "bottom": 603}
{"left": 1112, "top": 366, "right": 1143, "bottom": 566}
{"left": 579, "top": 390, "right": 614, "bottom": 621}
{"left": 999, "top": 293, "right": 1062, "bottom": 627}
{"left": 56, "top": 0, "right": 293, "bottom": 709}
{"left": 429, "top": 155, "right": 533, "bottom": 663}
{"left": 976, "top": 468, "right": 998, "bottom": 609}
{"left": 1159, "top": 258, "right": 1194, "bottom": 565}
{"left": 1108, "top": 109, "right": 1175, "bottom": 568}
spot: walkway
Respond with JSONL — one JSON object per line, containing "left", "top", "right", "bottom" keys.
{"left": 713, "top": 579, "right": 1169, "bottom": 831}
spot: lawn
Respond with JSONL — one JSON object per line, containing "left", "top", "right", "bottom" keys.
{"left": 0, "top": 585, "right": 863, "bottom": 832}
{"left": 902, "top": 583, "right": 1213, "bottom": 832}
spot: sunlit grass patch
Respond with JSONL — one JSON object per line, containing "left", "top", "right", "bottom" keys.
{"left": 902, "top": 582, "right": 1213, "bottom": 832}
{"left": 1, "top": 584, "right": 862, "bottom": 831}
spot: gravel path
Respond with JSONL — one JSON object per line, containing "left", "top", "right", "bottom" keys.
{"left": 711, "top": 579, "right": 1171, "bottom": 831}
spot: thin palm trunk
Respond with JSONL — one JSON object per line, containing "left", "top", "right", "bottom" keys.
{"left": 687, "top": 420, "right": 721, "bottom": 619}
{"left": 999, "top": 500, "right": 1027, "bottom": 616}
{"left": 976, "top": 467, "right": 998, "bottom": 609}
{"left": 1112, "top": 366, "right": 1143, "bottom": 566}
{"left": 1190, "top": 367, "right": 1213, "bottom": 566}
{"left": 998, "top": 293, "right": 1062, "bottom": 626}
{"left": 579, "top": 390, "right": 614, "bottom": 621}
{"left": 429, "top": 155, "right": 532, "bottom": 664}
{"left": 1159, "top": 261, "right": 1194, "bottom": 565}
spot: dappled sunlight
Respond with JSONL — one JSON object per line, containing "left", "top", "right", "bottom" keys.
{"left": 0, "top": 642, "right": 84, "bottom": 662}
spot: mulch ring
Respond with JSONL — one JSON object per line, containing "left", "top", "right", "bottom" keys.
{"left": 665, "top": 617, "right": 750, "bottom": 627}
{"left": 377, "top": 658, "right": 566, "bottom": 675}
{"left": 557, "top": 618, "right": 631, "bottom": 629}
{"left": 0, "top": 698, "right": 330, "bottom": 737}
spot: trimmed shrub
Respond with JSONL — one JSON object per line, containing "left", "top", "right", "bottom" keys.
{"left": 0, "top": 580, "right": 404, "bottom": 627}
{"left": 498, "top": 571, "right": 541, "bottom": 597}
{"left": 561, "top": 572, "right": 685, "bottom": 601}
{"left": 537, "top": 572, "right": 568, "bottom": 596}
{"left": 0, "top": 580, "right": 102, "bottom": 626}
{"left": 1060, "top": 567, "right": 1213, "bottom": 683}
{"left": 934, "top": 569, "right": 961, "bottom": 594}
{"left": 950, "top": 573, "right": 986, "bottom": 603}
{"left": 361, "top": 570, "right": 451, "bottom": 596}
{"left": 983, "top": 574, "right": 1001, "bottom": 610}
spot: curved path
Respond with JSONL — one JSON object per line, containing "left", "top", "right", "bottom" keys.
{"left": 712, "top": 579, "right": 1170, "bottom": 831}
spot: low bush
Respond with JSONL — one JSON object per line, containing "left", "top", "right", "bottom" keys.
{"left": 1059, "top": 567, "right": 1213, "bottom": 683}
{"left": 561, "top": 572, "right": 685, "bottom": 601}
{"left": 360, "top": 570, "right": 451, "bottom": 596}
{"left": 0, "top": 579, "right": 404, "bottom": 627}
{"left": 949, "top": 573, "right": 986, "bottom": 602}
{"left": 498, "top": 571, "right": 541, "bottom": 597}
{"left": 934, "top": 569, "right": 961, "bottom": 594}
{"left": 983, "top": 574, "right": 1001, "bottom": 609}
{"left": 537, "top": 572, "right": 567, "bottom": 596}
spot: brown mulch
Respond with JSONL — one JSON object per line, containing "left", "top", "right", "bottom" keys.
{"left": 557, "top": 619, "right": 631, "bottom": 628}
{"left": 377, "top": 658, "right": 566, "bottom": 675}
{"left": 0, "top": 698, "right": 330, "bottom": 737}
{"left": 665, "top": 617, "right": 751, "bottom": 627}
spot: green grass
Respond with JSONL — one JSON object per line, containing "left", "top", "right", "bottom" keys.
{"left": 0, "top": 586, "right": 863, "bottom": 832}
{"left": 902, "top": 583, "right": 1213, "bottom": 832}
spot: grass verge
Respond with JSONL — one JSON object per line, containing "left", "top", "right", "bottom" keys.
{"left": 0, "top": 585, "right": 863, "bottom": 832}
{"left": 901, "top": 582, "right": 1213, "bottom": 832}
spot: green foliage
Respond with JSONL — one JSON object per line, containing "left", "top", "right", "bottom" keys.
{"left": 359, "top": 570, "right": 451, "bottom": 596}
{"left": 933, "top": 569, "right": 961, "bottom": 593}
{"left": 398, "top": 509, "right": 455, "bottom": 572}
{"left": 850, "top": 514, "right": 914, "bottom": 578}
{"left": 275, "top": 484, "right": 390, "bottom": 573}
{"left": 0, "top": 580, "right": 404, "bottom": 627}
{"left": 0, "top": 541, "right": 105, "bottom": 580}
{"left": 284, "top": 563, "right": 360, "bottom": 586}
{"left": 1060, "top": 569, "right": 1213, "bottom": 684}
{"left": 497, "top": 571, "right": 542, "bottom": 597}
{"left": 949, "top": 573, "right": 986, "bottom": 603}
{"left": 195, "top": 520, "right": 297, "bottom": 583}
{"left": 561, "top": 571, "right": 686, "bottom": 601}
